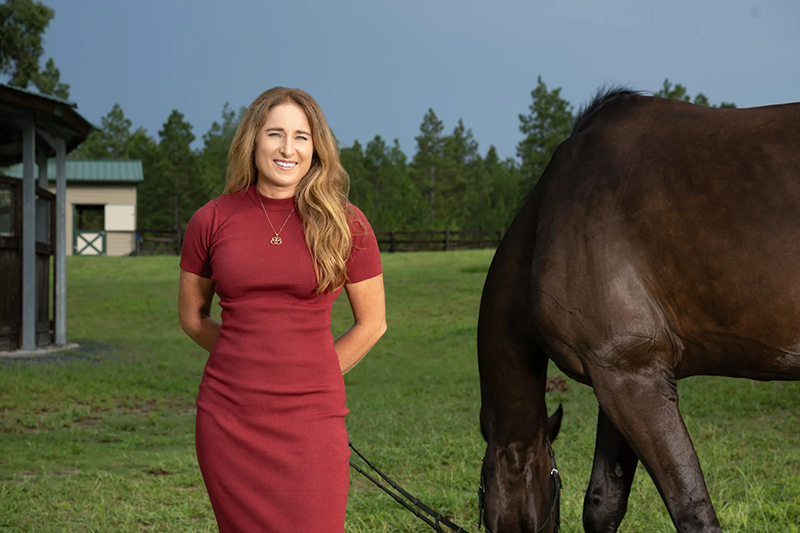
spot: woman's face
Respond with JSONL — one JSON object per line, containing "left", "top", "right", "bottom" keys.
{"left": 254, "top": 101, "right": 314, "bottom": 198}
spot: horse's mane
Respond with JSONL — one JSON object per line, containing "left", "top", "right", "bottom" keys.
{"left": 572, "top": 86, "right": 642, "bottom": 136}
{"left": 521, "top": 85, "right": 643, "bottom": 201}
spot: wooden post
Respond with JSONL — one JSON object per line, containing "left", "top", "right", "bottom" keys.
{"left": 37, "top": 154, "right": 48, "bottom": 189}
{"left": 429, "top": 166, "right": 435, "bottom": 223}
{"left": 21, "top": 116, "right": 36, "bottom": 350}
{"left": 390, "top": 231, "right": 396, "bottom": 253}
{"left": 445, "top": 230, "right": 450, "bottom": 251}
{"left": 55, "top": 139, "right": 67, "bottom": 345}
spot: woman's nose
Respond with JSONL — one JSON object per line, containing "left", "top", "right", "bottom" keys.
{"left": 280, "top": 139, "right": 294, "bottom": 157}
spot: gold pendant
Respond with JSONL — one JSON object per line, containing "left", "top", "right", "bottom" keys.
{"left": 270, "top": 235, "right": 282, "bottom": 245}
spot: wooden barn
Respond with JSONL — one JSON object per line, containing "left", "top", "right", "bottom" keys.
{"left": 6, "top": 159, "right": 143, "bottom": 256}
{"left": 0, "top": 83, "right": 93, "bottom": 352}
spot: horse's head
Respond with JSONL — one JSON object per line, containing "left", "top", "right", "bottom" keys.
{"left": 479, "top": 404, "right": 563, "bottom": 533}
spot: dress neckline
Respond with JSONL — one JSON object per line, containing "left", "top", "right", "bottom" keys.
{"left": 249, "top": 184, "right": 296, "bottom": 211}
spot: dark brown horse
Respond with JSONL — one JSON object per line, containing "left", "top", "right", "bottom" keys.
{"left": 477, "top": 89, "right": 800, "bottom": 532}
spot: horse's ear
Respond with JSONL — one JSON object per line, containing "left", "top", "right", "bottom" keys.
{"left": 548, "top": 404, "right": 564, "bottom": 442}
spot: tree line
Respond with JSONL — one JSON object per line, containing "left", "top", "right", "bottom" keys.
{"left": 70, "top": 77, "right": 734, "bottom": 233}
{"left": 2, "top": 1, "right": 736, "bottom": 232}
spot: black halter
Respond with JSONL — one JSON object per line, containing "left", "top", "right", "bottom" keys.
{"left": 477, "top": 439, "right": 561, "bottom": 533}
{"left": 348, "top": 439, "right": 560, "bottom": 533}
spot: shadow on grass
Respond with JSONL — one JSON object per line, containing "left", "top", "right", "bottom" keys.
{"left": 0, "top": 341, "right": 117, "bottom": 366}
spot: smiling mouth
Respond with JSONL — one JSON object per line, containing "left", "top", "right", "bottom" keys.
{"left": 275, "top": 160, "right": 297, "bottom": 169}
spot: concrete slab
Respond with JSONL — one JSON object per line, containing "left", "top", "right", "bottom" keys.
{"left": 0, "top": 343, "right": 80, "bottom": 359}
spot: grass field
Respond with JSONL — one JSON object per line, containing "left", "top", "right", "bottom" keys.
{"left": 1, "top": 251, "right": 798, "bottom": 532}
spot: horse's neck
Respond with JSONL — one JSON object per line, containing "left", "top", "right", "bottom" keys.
{"left": 479, "top": 193, "right": 551, "bottom": 441}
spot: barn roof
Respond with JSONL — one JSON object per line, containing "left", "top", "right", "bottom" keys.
{"left": 5, "top": 158, "right": 144, "bottom": 183}
{"left": 0, "top": 83, "right": 95, "bottom": 166}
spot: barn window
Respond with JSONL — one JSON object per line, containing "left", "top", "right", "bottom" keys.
{"left": 75, "top": 204, "right": 104, "bottom": 231}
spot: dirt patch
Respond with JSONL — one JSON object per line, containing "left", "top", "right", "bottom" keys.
{"left": 546, "top": 376, "right": 568, "bottom": 393}
{"left": 144, "top": 468, "right": 174, "bottom": 476}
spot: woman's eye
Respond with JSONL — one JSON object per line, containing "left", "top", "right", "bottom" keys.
{"left": 268, "top": 132, "right": 281, "bottom": 138}
{"left": 296, "top": 135, "right": 308, "bottom": 141}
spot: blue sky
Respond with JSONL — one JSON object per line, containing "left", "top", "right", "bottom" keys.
{"left": 28, "top": 0, "right": 800, "bottom": 160}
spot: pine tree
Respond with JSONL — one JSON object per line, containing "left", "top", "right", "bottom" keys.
{"left": 442, "top": 119, "right": 479, "bottom": 228}
{"left": 655, "top": 78, "right": 736, "bottom": 108}
{"left": 127, "top": 128, "right": 165, "bottom": 229}
{"left": 382, "top": 138, "right": 423, "bottom": 230}
{"left": 199, "top": 103, "right": 241, "bottom": 197}
{"left": 0, "top": 0, "right": 53, "bottom": 87}
{"left": 152, "top": 110, "right": 200, "bottom": 231}
{"left": 517, "top": 76, "right": 574, "bottom": 190}
{"left": 410, "top": 109, "right": 446, "bottom": 225}
{"left": 71, "top": 103, "right": 133, "bottom": 159}
{"left": 32, "top": 57, "right": 68, "bottom": 98}
{"left": 341, "top": 140, "right": 370, "bottom": 217}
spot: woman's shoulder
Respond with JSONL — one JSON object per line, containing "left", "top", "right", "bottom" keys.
{"left": 190, "top": 188, "right": 254, "bottom": 222}
{"left": 343, "top": 202, "right": 381, "bottom": 279}
{"left": 346, "top": 203, "right": 374, "bottom": 233}
{"left": 346, "top": 202, "right": 370, "bottom": 223}
{"left": 216, "top": 187, "right": 256, "bottom": 211}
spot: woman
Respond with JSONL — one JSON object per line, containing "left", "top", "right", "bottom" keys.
{"left": 178, "top": 87, "right": 386, "bottom": 532}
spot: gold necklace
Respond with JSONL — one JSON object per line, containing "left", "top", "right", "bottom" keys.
{"left": 257, "top": 192, "right": 296, "bottom": 245}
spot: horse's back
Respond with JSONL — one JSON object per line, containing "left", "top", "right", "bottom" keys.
{"left": 530, "top": 95, "right": 800, "bottom": 382}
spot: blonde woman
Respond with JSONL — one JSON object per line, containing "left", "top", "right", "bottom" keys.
{"left": 178, "top": 87, "right": 386, "bottom": 532}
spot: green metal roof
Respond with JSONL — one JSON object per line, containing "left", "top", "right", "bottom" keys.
{"left": 4, "top": 159, "right": 144, "bottom": 183}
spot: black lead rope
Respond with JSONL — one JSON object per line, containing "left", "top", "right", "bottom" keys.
{"left": 348, "top": 441, "right": 470, "bottom": 533}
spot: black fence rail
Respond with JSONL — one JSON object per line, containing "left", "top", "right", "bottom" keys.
{"left": 136, "top": 228, "right": 181, "bottom": 256}
{"left": 375, "top": 230, "right": 503, "bottom": 252}
{"left": 132, "top": 229, "right": 503, "bottom": 256}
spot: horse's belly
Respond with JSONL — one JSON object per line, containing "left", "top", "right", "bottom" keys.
{"left": 677, "top": 332, "right": 800, "bottom": 380}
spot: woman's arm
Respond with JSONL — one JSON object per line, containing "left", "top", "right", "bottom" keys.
{"left": 335, "top": 274, "right": 387, "bottom": 374}
{"left": 178, "top": 268, "right": 221, "bottom": 352}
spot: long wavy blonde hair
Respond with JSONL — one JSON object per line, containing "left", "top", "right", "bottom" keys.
{"left": 225, "top": 87, "right": 354, "bottom": 292}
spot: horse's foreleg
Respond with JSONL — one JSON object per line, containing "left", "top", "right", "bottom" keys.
{"left": 590, "top": 368, "right": 721, "bottom": 533}
{"left": 583, "top": 406, "right": 639, "bottom": 533}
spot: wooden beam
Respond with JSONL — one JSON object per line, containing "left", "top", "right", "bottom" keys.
{"left": 21, "top": 116, "right": 36, "bottom": 350}
{"left": 55, "top": 138, "right": 67, "bottom": 345}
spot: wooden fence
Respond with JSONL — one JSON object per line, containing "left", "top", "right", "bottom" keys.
{"left": 135, "top": 229, "right": 181, "bottom": 256}
{"left": 133, "top": 229, "right": 504, "bottom": 255}
{"left": 375, "top": 230, "right": 503, "bottom": 252}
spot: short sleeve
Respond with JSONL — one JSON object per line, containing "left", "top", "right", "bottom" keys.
{"left": 346, "top": 205, "right": 382, "bottom": 284}
{"left": 180, "top": 200, "right": 217, "bottom": 279}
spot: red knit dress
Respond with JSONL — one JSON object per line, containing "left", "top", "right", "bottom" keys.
{"left": 180, "top": 185, "right": 382, "bottom": 532}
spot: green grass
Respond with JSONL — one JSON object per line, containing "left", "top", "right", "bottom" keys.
{"left": 1, "top": 252, "right": 798, "bottom": 532}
